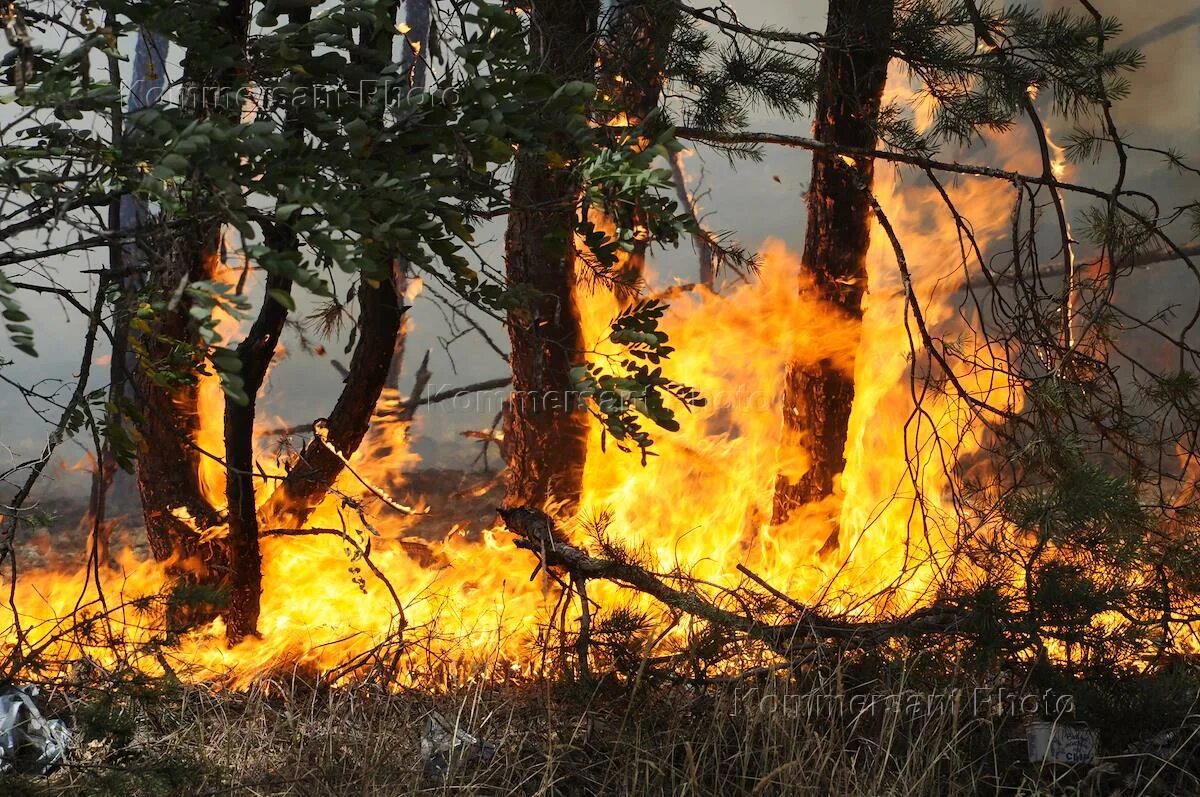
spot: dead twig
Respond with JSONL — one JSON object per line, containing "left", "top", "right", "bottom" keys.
{"left": 398, "top": 350, "right": 433, "bottom": 423}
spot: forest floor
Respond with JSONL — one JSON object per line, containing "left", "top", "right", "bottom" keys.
{"left": 5, "top": 468, "right": 1200, "bottom": 795}
{"left": 4, "top": 665, "right": 1200, "bottom": 796}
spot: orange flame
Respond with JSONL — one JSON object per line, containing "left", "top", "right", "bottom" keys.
{"left": 4, "top": 73, "right": 1092, "bottom": 687}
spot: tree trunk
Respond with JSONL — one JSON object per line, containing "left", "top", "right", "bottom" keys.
{"left": 260, "top": 274, "right": 403, "bottom": 528}
{"left": 502, "top": 0, "right": 599, "bottom": 510}
{"left": 90, "top": 29, "right": 171, "bottom": 561}
{"left": 772, "top": 0, "right": 893, "bottom": 532}
{"left": 386, "top": 0, "right": 432, "bottom": 389}
{"left": 222, "top": 258, "right": 293, "bottom": 642}
{"left": 134, "top": 222, "right": 231, "bottom": 630}
{"left": 132, "top": 1, "right": 251, "bottom": 631}
{"left": 219, "top": 2, "right": 315, "bottom": 643}
{"left": 257, "top": 5, "right": 406, "bottom": 531}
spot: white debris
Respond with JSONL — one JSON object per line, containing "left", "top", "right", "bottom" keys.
{"left": 1027, "top": 720, "right": 1098, "bottom": 765}
{"left": 0, "top": 686, "right": 71, "bottom": 775}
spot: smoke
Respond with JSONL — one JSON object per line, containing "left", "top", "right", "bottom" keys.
{"left": 1048, "top": 0, "right": 1200, "bottom": 142}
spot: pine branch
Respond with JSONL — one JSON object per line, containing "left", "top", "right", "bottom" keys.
{"left": 672, "top": 2, "right": 823, "bottom": 47}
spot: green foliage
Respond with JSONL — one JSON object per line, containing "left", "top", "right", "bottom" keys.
{"left": 888, "top": 1, "right": 1142, "bottom": 150}
{"left": 0, "top": 3, "right": 583, "bottom": 315}
{"left": 0, "top": 272, "right": 36, "bottom": 357}
{"left": 947, "top": 371, "right": 1200, "bottom": 671}
{"left": 1077, "top": 202, "right": 1156, "bottom": 261}
{"left": 127, "top": 303, "right": 204, "bottom": 391}
{"left": 1003, "top": 458, "right": 1146, "bottom": 553}
{"left": 666, "top": 17, "right": 816, "bottom": 137}
{"left": 576, "top": 124, "right": 688, "bottom": 280}
{"left": 104, "top": 402, "right": 139, "bottom": 472}
{"left": 185, "top": 280, "right": 252, "bottom": 405}
{"left": 0, "top": 0, "right": 705, "bottom": 455}
{"left": 572, "top": 299, "right": 705, "bottom": 463}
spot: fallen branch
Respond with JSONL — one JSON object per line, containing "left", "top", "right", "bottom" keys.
{"left": 497, "top": 507, "right": 973, "bottom": 657}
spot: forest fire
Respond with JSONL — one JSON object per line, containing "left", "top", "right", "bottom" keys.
{"left": 4, "top": 1, "right": 1200, "bottom": 790}
{"left": 1, "top": 85, "right": 1063, "bottom": 686}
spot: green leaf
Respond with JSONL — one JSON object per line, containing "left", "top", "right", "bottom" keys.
{"left": 267, "top": 288, "right": 296, "bottom": 311}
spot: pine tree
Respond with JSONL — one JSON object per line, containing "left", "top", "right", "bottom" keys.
{"left": 772, "top": 0, "right": 894, "bottom": 535}
{"left": 502, "top": 0, "right": 600, "bottom": 511}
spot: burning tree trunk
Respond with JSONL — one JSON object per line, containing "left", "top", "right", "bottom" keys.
{"left": 772, "top": 0, "right": 893, "bottom": 531}
{"left": 215, "top": 3, "right": 404, "bottom": 639}
{"left": 219, "top": 2, "right": 315, "bottom": 643}
{"left": 131, "top": 1, "right": 255, "bottom": 635}
{"left": 221, "top": 244, "right": 294, "bottom": 642}
{"left": 134, "top": 227, "right": 232, "bottom": 628}
{"left": 502, "top": 0, "right": 599, "bottom": 510}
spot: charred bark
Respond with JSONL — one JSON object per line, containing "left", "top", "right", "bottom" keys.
{"left": 772, "top": 0, "right": 893, "bottom": 532}
{"left": 134, "top": 221, "right": 230, "bottom": 629}
{"left": 219, "top": 3, "right": 313, "bottom": 643}
{"left": 502, "top": 0, "right": 599, "bottom": 510}
{"left": 261, "top": 274, "right": 403, "bottom": 528}
{"left": 222, "top": 261, "right": 292, "bottom": 642}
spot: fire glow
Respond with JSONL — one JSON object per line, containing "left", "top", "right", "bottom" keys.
{"left": 2, "top": 82, "right": 1094, "bottom": 688}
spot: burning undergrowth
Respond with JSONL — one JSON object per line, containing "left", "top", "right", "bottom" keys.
{"left": 5, "top": 93, "right": 1200, "bottom": 692}
{"left": 4, "top": 0, "right": 1200, "bottom": 792}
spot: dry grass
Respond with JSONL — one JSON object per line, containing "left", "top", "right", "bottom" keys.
{"left": 4, "top": 661, "right": 1199, "bottom": 797}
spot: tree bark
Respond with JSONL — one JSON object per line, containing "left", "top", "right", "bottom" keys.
{"left": 89, "top": 28, "right": 170, "bottom": 560}
{"left": 258, "top": 5, "right": 406, "bottom": 531}
{"left": 219, "top": 1, "right": 315, "bottom": 643}
{"left": 502, "top": 0, "right": 599, "bottom": 510}
{"left": 132, "top": 1, "right": 251, "bottom": 630}
{"left": 260, "top": 274, "right": 403, "bottom": 528}
{"left": 134, "top": 221, "right": 230, "bottom": 629}
{"left": 386, "top": 0, "right": 431, "bottom": 389}
{"left": 222, "top": 257, "right": 292, "bottom": 642}
{"left": 772, "top": 0, "right": 893, "bottom": 530}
